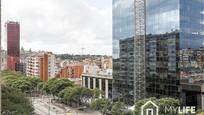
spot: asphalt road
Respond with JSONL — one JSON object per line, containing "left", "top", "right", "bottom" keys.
{"left": 32, "top": 96, "right": 101, "bottom": 115}
{"left": 32, "top": 97, "right": 65, "bottom": 115}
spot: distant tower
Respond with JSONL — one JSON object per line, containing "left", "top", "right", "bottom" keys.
{"left": 81, "top": 47, "right": 85, "bottom": 55}
{"left": 21, "top": 46, "right": 24, "bottom": 51}
{"left": 21, "top": 46, "right": 24, "bottom": 54}
{"left": 6, "top": 21, "right": 20, "bottom": 71}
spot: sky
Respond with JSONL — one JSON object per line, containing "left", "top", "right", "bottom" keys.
{"left": 2, "top": 0, "right": 112, "bottom": 55}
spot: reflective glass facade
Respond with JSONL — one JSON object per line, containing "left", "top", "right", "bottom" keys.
{"left": 180, "top": 0, "right": 204, "bottom": 49}
{"left": 145, "top": 0, "right": 180, "bottom": 98}
{"left": 146, "top": 0, "right": 179, "bottom": 34}
{"left": 113, "top": 0, "right": 135, "bottom": 59}
{"left": 113, "top": 0, "right": 204, "bottom": 104}
{"left": 112, "top": 0, "right": 135, "bottom": 103}
{"left": 146, "top": 33, "right": 180, "bottom": 97}
{"left": 179, "top": 0, "right": 204, "bottom": 108}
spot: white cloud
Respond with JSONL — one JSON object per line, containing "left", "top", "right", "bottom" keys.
{"left": 2, "top": 0, "right": 112, "bottom": 55}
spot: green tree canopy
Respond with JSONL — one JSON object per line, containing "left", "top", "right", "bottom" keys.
{"left": 197, "top": 112, "right": 204, "bottom": 115}
{"left": 43, "top": 78, "right": 74, "bottom": 96}
{"left": 1, "top": 84, "right": 34, "bottom": 115}
{"left": 58, "top": 86, "right": 98, "bottom": 107}
{"left": 2, "top": 70, "right": 42, "bottom": 92}
{"left": 90, "top": 99, "right": 132, "bottom": 115}
{"left": 90, "top": 98, "right": 112, "bottom": 115}
{"left": 111, "top": 101, "right": 132, "bottom": 115}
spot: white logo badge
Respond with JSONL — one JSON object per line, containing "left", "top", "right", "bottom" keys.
{"left": 141, "top": 100, "right": 159, "bottom": 115}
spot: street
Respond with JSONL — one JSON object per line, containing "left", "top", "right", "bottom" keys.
{"left": 32, "top": 96, "right": 101, "bottom": 115}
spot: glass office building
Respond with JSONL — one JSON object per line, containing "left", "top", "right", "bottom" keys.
{"left": 112, "top": 0, "right": 135, "bottom": 104}
{"left": 113, "top": 0, "right": 204, "bottom": 104}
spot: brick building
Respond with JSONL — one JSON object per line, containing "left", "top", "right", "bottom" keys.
{"left": 59, "top": 64, "right": 84, "bottom": 78}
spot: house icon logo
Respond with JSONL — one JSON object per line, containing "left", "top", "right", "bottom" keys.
{"left": 141, "top": 100, "right": 159, "bottom": 115}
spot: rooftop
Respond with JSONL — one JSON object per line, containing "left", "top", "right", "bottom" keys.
{"left": 82, "top": 73, "right": 112, "bottom": 79}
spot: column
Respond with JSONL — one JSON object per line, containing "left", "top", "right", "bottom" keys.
{"left": 82, "top": 77, "right": 85, "bottom": 87}
{"left": 88, "top": 77, "right": 90, "bottom": 88}
{"left": 197, "top": 93, "right": 201, "bottom": 110}
{"left": 93, "top": 78, "right": 96, "bottom": 89}
{"left": 200, "top": 94, "right": 204, "bottom": 110}
{"left": 105, "top": 79, "right": 109, "bottom": 98}
{"left": 99, "top": 79, "right": 102, "bottom": 98}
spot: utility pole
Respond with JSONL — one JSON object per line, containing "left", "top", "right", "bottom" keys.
{"left": 48, "top": 96, "right": 50, "bottom": 115}
{"left": 48, "top": 100, "right": 50, "bottom": 115}
{"left": 81, "top": 47, "right": 85, "bottom": 61}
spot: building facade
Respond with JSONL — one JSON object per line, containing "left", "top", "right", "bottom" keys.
{"left": 26, "top": 54, "right": 41, "bottom": 77}
{"left": 82, "top": 73, "right": 113, "bottom": 99}
{"left": 181, "top": 83, "right": 204, "bottom": 110}
{"left": 26, "top": 52, "right": 56, "bottom": 81}
{"left": 1, "top": 49, "right": 7, "bottom": 70}
{"left": 6, "top": 21, "right": 20, "bottom": 71}
{"left": 39, "top": 54, "right": 48, "bottom": 81}
{"left": 48, "top": 53, "right": 56, "bottom": 78}
{"left": 113, "top": 0, "right": 204, "bottom": 104}
{"left": 15, "top": 63, "right": 26, "bottom": 75}
{"left": 59, "top": 64, "right": 84, "bottom": 78}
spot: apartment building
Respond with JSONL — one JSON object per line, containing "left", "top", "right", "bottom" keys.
{"left": 26, "top": 52, "right": 56, "bottom": 81}
{"left": 59, "top": 64, "right": 84, "bottom": 78}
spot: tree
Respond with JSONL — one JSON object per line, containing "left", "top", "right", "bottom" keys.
{"left": 43, "top": 78, "right": 57, "bottom": 94}
{"left": 12, "top": 79, "right": 32, "bottom": 92}
{"left": 37, "top": 82, "right": 44, "bottom": 91}
{"left": 50, "top": 79, "right": 74, "bottom": 96}
{"left": 111, "top": 101, "right": 132, "bottom": 115}
{"left": 1, "top": 70, "right": 23, "bottom": 78}
{"left": 158, "top": 97, "right": 180, "bottom": 114}
{"left": 61, "top": 87, "right": 81, "bottom": 107}
{"left": 90, "top": 98, "right": 112, "bottom": 115}
{"left": 93, "top": 88, "right": 101, "bottom": 98}
{"left": 26, "top": 77, "right": 42, "bottom": 90}
{"left": 0, "top": 71, "right": 45, "bottom": 114}
{"left": 43, "top": 78, "right": 74, "bottom": 96}
{"left": 1, "top": 84, "right": 34, "bottom": 115}
{"left": 58, "top": 86, "right": 97, "bottom": 107}
{"left": 2, "top": 70, "right": 42, "bottom": 93}
{"left": 80, "top": 87, "right": 95, "bottom": 104}
{"left": 197, "top": 112, "right": 204, "bottom": 115}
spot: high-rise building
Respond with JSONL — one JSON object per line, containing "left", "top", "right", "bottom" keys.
{"left": 112, "top": 0, "right": 204, "bottom": 105}
{"left": 6, "top": 21, "right": 20, "bottom": 71}
{"left": 26, "top": 52, "right": 56, "bottom": 81}
{"left": 39, "top": 54, "right": 48, "bottom": 81}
